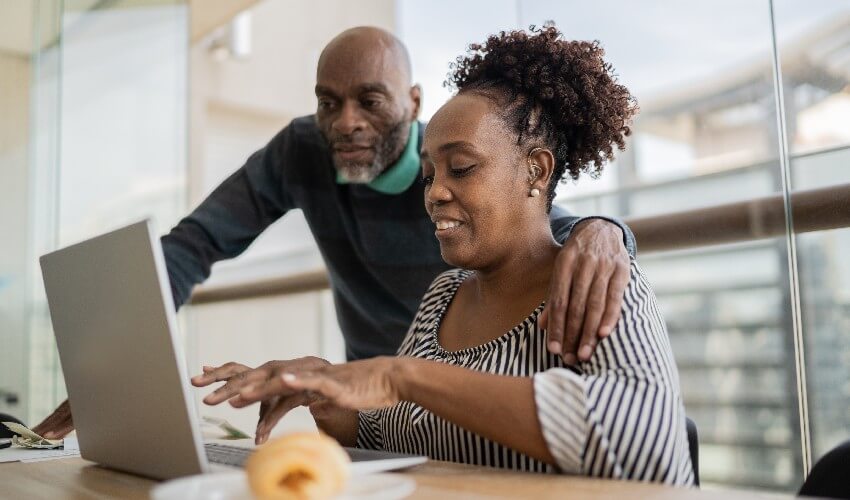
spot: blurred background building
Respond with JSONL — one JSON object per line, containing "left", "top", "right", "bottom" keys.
{"left": 0, "top": 0, "right": 848, "bottom": 492}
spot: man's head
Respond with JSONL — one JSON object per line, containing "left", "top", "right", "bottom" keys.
{"left": 315, "top": 27, "right": 421, "bottom": 183}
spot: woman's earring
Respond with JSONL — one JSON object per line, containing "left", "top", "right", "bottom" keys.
{"left": 529, "top": 163, "right": 542, "bottom": 198}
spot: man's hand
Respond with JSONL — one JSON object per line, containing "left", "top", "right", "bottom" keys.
{"left": 192, "top": 357, "right": 330, "bottom": 444}
{"left": 540, "top": 218, "right": 630, "bottom": 364}
{"left": 32, "top": 399, "right": 74, "bottom": 439}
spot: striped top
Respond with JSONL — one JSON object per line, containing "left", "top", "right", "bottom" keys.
{"left": 356, "top": 260, "right": 694, "bottom": 485}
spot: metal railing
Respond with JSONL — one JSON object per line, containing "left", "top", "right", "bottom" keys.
{"left": 189, "top": 182, "right": 850, "bottom": 304}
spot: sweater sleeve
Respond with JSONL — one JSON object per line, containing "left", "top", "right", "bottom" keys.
{"left": 533, "top": 259, "right": 694, "bottom": 485}
{"left": 549, "top": 204, "right": 637, "bottom": 258}
{"left": 161, "top": 125, "right": 298, "bottom": 308}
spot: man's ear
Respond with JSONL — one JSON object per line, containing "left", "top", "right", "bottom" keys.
{"left": 409, "top": 84, "right": 422, "bottom": 121}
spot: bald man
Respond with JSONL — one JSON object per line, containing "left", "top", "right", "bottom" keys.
{"left": 34, "top": 27, "right": 636, "bottom": 440}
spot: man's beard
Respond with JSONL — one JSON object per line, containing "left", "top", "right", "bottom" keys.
{"left": 330, "top": 121, "right": 409, "bottom": 184}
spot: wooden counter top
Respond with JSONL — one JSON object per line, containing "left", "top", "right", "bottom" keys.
{"left": 0, "top": 457, "right": 791, "bottom": 499}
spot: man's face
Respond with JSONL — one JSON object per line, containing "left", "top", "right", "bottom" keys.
{"left": 315, "top": 42, "right": 417, "bottom": 183}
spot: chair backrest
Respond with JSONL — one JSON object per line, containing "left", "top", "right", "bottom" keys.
{"left": 799, "top": 440, "right": 850, "bottom": 499}
{"left": 686, "top": 417, "right": 700, "bottom": 486}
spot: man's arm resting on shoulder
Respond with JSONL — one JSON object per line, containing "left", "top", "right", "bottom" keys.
{"left": 542, "top": 205, "right": 636, "bottom": 363}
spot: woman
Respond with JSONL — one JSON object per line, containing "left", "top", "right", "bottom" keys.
{"left": 200, "top": 26, "right": 693, "bottom": 485}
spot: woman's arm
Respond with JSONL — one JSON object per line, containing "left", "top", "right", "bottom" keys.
{"left": 533, "top": 261, "right": 693, "bottom": 484}
{"left": 245, "top": 356, "right": 557, "bottom": 464}
{"left": 395, "top": 358, "right": 556, "bottom": 465}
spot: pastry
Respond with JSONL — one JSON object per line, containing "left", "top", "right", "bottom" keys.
{"left": 246, "top": 432, "right": 350, "bottom": 499}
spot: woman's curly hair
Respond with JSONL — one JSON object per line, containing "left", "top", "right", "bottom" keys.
{"left": 446, "top": 24, "right": 638, "bottom": 210}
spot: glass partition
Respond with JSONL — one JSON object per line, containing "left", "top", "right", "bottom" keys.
{"left": 0, "top": 0, "right": 63, "bottom": 426}
{"left": 772, "top": 0, "right": 850, "bottom": 471}
{"left": 0, "top": 0, "right": 189, "bottom": 425}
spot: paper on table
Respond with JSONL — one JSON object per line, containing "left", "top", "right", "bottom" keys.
{"left": 1, "top": 422, "right": 63, "bottom": 449}
{"left": 201, "top": 416, "right": 251, "bottom": 440}
{"left": 0, "top": 437, "right": 80, "bottom": 463}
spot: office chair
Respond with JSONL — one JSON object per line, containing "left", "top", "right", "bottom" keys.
{"left": 686, "top": 416, "right": 700, "bottom": 486}
{"left": 798, "top": 440, "right": 850, "bottom": 499}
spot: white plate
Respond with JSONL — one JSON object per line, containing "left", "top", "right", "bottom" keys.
{"left": 151, "top": 470, "right": 416, "bottom": 500}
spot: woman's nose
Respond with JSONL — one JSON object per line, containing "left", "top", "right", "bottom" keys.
{"left": 426, "top": 175, "right": 453, "bottom": 205}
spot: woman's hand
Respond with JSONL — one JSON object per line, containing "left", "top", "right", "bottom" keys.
{"left": 191, "top": 357, "right": 331, "bottom": 444}
{"left": 236, "top": 357, "right": 404, "bottom": 412}
{"left": 308, "top": 400, "right": 359, "bottom": 447}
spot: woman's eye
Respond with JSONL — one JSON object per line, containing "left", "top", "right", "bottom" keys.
{"left": 421, "top": 175, "right": 434, "bottom": 186}
{"left": 450, "top": 165, "right": 476, "bottom": 177}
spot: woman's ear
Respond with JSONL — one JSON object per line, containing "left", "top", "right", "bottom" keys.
{"left": 528, "top": 147, "right": 555, "bottom": 193}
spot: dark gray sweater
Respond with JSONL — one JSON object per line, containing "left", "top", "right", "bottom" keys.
{"left": 162, "top": 115, "right": 636, "bottom": 360}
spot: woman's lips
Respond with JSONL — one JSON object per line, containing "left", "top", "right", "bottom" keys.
{"left": 433, "top": 219, "right": 464, "bottom": 238}
{"left": 435, "top": 220, "right": 461, "bottom": 230}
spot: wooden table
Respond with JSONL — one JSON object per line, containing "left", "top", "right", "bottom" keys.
{"left": 0, "top": 457, "right": 790, "bottom": 499}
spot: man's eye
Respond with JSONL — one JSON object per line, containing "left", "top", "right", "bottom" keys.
{"left": 362, "top": 99, "right": 382, "bottom": 109}
{"left": 317, "top": 99, "right": 336, "bottom": 111}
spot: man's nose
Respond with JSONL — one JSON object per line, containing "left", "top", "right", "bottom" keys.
{"left": 332, "top": 101, "right": 366, "bottom": 136}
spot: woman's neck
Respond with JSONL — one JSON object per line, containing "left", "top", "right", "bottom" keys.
{"left": 469, "top": 227, "right": 561, "bottom": 306}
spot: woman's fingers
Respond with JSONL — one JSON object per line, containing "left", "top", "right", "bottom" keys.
{"left": 232, "top": 376, "right": 298, "bottom": 407}
{"left": 203, "top": 367, "right": 268, "bottom": 405}
{"left": 254, "top": 394, "right": 308, "bottom": 445}
{"left": 281, "top": 371, "right": 347, "bottom": 407}
{"left": 191, "top": 362, "right": 249, "bottom": 387}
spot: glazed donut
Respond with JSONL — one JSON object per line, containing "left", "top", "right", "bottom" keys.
{"left": 245, "top": 432, "right": 350, "bottom": 499}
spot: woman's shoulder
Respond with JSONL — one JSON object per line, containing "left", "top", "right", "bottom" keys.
{"left": 408, "top": 268, "right": 469, "bottom": 325}
{"left": 623, "top": 258, "right": 657, "bottom": 305}
{"left": 423, "top": 268, "right": 470, "bottom": 299}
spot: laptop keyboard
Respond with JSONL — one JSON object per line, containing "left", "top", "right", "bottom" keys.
{"left": 205, "top": 443, "right": 253, "bottom": 467}
{"left": 205, "top": 442, "right": 426, "bottom": 469}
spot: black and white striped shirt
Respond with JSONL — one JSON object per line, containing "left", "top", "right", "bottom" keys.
{"left": 357, "top": 260, "right": 693, "bottom": 485}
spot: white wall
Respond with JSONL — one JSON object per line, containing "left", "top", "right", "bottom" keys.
{"left": 185, "top": 290, "right": 345, "bottom": 437}
{"left": 0, "top": 50, "right": 32, "bottom": 421}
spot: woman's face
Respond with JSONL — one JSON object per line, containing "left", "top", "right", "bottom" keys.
{"left": 421, "top": 92, "right": 548, "bottom": 270}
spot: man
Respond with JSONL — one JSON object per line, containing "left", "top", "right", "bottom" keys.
{"left": 34, "top": 27, "right": 635, "bottom": 441}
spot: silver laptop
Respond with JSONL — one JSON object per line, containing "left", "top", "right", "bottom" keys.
{"left": 40, "top": 220, "right": 426, "bottom": 480}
